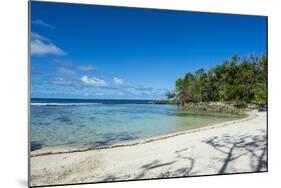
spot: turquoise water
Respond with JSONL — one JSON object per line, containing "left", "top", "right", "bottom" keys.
{"left": 30, "top": 99, "right": 245, "bottom": 151}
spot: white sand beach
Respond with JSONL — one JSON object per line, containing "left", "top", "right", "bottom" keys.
{"left": 30, "top": 110, "right": 267, "bottom": 187}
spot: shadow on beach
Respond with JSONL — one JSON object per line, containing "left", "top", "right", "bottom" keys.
{"left": 203, "top": 129, "right": 267, "bottom": 174}
{"left": 30, "top": 125, "right": 267, "bottom": 186}
{"left": 103, "top": 129, "right": 267, "bottom": 181}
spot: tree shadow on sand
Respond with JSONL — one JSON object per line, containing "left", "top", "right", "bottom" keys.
{"left": 103, "top": 151, "right": 195, "bottom": 181}
{"left": 102, "top": 160, "right": 175, "bottom": 181}
{"left": 203, "top": 129, "right": 267, "bottom": 174}
{"left": 102, "top": 129, "right": 267, "bottom": 182}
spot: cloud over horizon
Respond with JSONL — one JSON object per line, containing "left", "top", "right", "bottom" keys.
{"left": 76, "top": 65, "right": 96, "bottom": 72}
{"left": 34, "top": 58, "right": 167, "bottom": 99}
{"left": 80, "top": 75, "right": 108, "bottom": 87}
{"left": 113, "top": 77, "right": 124, "bottom": 86}
{"left": 31, "top": 32, "right": 66, "bottom": 56}
{"left": 32, "top": 19, "right": 55, "bottom": 29}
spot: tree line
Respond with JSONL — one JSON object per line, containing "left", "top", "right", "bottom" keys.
{"left": 166, "top": 55, "right": 267, "bottom": 108}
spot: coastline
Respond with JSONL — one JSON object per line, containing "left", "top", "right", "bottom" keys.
{"left": 31, "top": 110, "right": 267, "bottom": 186}
{"left": 31, "top": 111, "right": 251, "bottom": 157}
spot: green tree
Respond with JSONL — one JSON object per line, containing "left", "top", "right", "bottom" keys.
{"left": 168, "top": 55, "right": 267, "bottom": 108}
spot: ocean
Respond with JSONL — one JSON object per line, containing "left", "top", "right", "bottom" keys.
{"left": 30, "top": 98, "right": 244, "bottom": 151}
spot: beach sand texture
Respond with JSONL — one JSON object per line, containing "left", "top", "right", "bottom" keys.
{"left": 30, "top": 111, "right": 267, "bottom": 187}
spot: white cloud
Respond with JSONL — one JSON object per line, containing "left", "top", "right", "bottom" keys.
{"left": 31, "top": 32, "right": 49, "bottom": 41}
{"left": 80, "top": 75, "right": 108, "bottom": 87}
{"left": 57, "top": 67, "right": 75, "bottom": 75}
{"left": 117, "top": 92, "right": 125, "bottom": 96}
{"left": 32, "top": 19, "right": 54, "bottom": 29}
{"left": 52, "top": 60, "right": 72, "bottom": 67}
{"left": 77, "top": 65, "right": 96, "bottom": 71}
{"left": 51, "top": 77, "right": 75, "bottom": 85}
{"left": 31, "top": 32, "right": 65, "bottom": 56}
{"left": 113, "top": 77, "right": 124, "bottom": 85}
{"left": 94, "top": 92, "right": 107, "bottom": 96}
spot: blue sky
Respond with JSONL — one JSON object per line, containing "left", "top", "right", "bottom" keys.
{"left": 30, "top": 1, "right": 267, "bottom": 100}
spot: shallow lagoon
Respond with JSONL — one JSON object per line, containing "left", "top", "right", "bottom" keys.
{"left": 30, "top": 102, "right": 245, "bottom": 151}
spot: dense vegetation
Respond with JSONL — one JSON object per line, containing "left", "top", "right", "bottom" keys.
{"left": 166, "top": 55, "right": 267, "bottom": 108}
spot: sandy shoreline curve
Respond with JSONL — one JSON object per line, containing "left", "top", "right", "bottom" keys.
{"left": 31, "top": 110, "right": 267, "bottom": 187}
{"left": 31, "top": 111, "right": 252, "bottom": 157}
